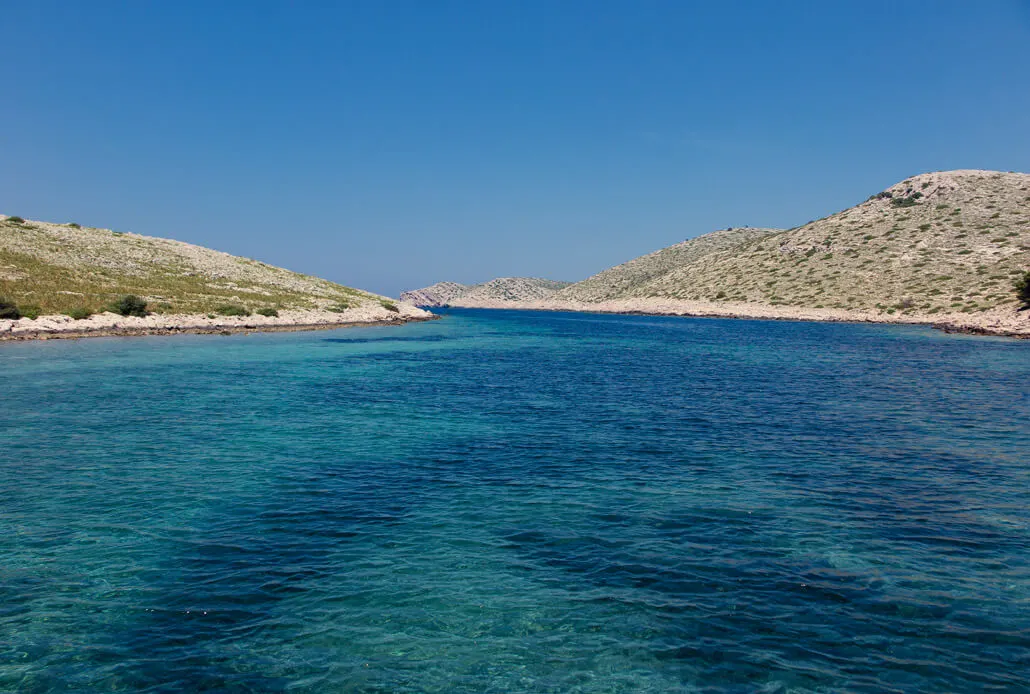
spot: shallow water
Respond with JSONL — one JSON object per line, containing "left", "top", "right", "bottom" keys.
{"left": 2, "top": 309, "right": 1028, "bottom": 692}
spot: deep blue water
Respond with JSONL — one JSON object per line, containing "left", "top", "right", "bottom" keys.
{"left": 2, "top": 309, "right": 1029, "bottom": 693}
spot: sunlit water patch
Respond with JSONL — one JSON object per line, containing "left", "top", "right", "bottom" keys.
{"left": 2, "top": 310, "right": 1028, "bottom": 692}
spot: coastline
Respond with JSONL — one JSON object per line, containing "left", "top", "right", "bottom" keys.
{"left": 0, "top": 305, "right": 437, "bottom": 342}
{"left": 445, "top": 298, "right": 1030, "bottom": 339}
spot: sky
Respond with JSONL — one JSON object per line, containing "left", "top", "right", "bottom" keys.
{"left": 3, "top": 1, "right": 1029, "bottom": 296}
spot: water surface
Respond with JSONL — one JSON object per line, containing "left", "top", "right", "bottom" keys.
{"left": 2, "top": 309, "right": 1028, "bottom": 692}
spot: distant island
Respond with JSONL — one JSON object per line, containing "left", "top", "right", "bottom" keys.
{"left": 0, "top": 215, "right": 432, "bottom": 340}
{"left": 401, "top": 277, "right": 571, "bottom": 307}
{"left": 405, "top": 170, "right": 1030, "bottom": 338}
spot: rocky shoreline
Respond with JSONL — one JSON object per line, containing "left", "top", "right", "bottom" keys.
{"left": 440, "top": 298, "right": 1030, "bottom": 339}
{"left": 0, "top": 305, "right": 436, "bottom": 342}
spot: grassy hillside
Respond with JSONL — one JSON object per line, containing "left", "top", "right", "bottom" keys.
{"left": 561, "top": 170, "right": 1030, "bottom": 316}
{"left": 0, "top": 215, "right": 382, "bottom": 316}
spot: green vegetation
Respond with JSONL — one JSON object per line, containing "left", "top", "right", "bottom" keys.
{"left": 1016, "top": 271, "right": 1030, "bottom": 307}
{"left": 327, "top": 302, "right": 350, "bottom": 312}
{"left": 380, "top": 300, "right": 400, "bottom": 313}
{"left": 65, "top": 307, "right": 93, "bottom": 320}
{"left": 110, "top": 294, "right": 149, "bottom": 317}
{"left": 0, "top": 297, "right": 21, "bottom": 319}
{"left": 256, "top": 307, "right": 279, "bottom": 317}
{"left": 215, "top": 304, "right": 251, "bottom": 317}
{"left": 18, "top": 305, "right": 41, "bottom": 320}
{"left": 6, "top": 216, "right": 25, "bottom": 224}
{"left": 891, "top": 192, "right": 923, "bottom": 208}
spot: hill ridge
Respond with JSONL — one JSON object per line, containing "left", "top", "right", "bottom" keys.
{"left": 1, "top": 214, "right": 432, "bottom": 338}
{"left": 402, "top": 277, "right": 570, "bottom": 307}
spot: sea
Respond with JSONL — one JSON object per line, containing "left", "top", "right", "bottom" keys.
{"left": 2, "top": 308, "right": 1028, "bottom": 692}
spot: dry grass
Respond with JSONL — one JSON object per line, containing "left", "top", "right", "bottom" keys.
{"left": 0, "top": 216, "right": 380, "bottom": 315}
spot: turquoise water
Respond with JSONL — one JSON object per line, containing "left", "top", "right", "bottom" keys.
{"left": 2, "top": 309, "right": 1028, "bottom": 692}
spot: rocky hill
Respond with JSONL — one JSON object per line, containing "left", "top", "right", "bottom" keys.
{"left": 554, "top": 227, "right": 782, "bottom": 302}
{"left": 402, "top": 277, "right": 571, "bottom": 307}
{"left": 590, "top": 170, "right": 1029, "bottom": 316}
{"left": 399, "top": 281, "right": 468, "bottom": 307}
{"left": 0, "top": 214, "right": 430, "bottom": 337}
{"left": 449, "top": 278, "right": 571, "bottom": 306}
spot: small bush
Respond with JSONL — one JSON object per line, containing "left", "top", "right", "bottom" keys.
{"left": 0, "top": 298, "right": 21, "bottom": 319}
{"left": 328, "top": 302, "right": 350, "bottom": 313}
{"left": 19, "top": 305, "right": 42, "bottom": 320}
{"left": 5, "top": 216, "right": 25, "bottom": 224}
{"left": 1016, "top": 271, "right": 1030, "bottom": 307}
{"left": 380, "top": 301, "right": 400, "bottom": 313}
{"left": 256, "top": 307, "right": 279, "bottom": 317}
{"left": 891, "top": 196, "right": 920, "bottom": 208}
{"left": 110, "top": 294, "right": 149, "bottom": 317}
{"left": 215, "top": 304, "right": 250, "bottom": 317}
{"left": 68, "top": 222, "right": 81, "bottom": 228}
{"left": 66, "top": 307, "right": 93, "bottom": 320}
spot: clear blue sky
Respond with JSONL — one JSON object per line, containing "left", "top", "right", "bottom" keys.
{"left": 3, "top": 1, "right": 1029, "bottom": 296}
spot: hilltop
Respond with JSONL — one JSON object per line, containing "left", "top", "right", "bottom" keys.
{"left": 399, "top": 281, "right": 468, "bottom": 307}
{"left": 0, "top": 215, "right": 430, "bottom": 339}
{"left": 585, "top": 170, "right": 1028, "bottom": 315}
{"left": 402, "top": 277, "right": 571, "bottom": 308}
{"left": 491, "top": 170, "right": 1030, "bottom": 337}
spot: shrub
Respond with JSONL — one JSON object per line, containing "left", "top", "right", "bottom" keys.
{"left": 256, "top": 307, "right": 279, "bottom": 317}
{"left": 110, "top": 294, "right": 149, "bottom": 317}
{"left": 328, "top": 302, "right": 350, "bottom": 313}
{"left": 66, "top": 307, "right": 93, "bottom": 320}
{"left": 215, "top": 304, "right": 250, "bottom": 317}
{"left": 68, "top": 222, "right": 81, "bottom": 228}
{"left": 19, "top": 305, "right": 42, "bottom": 320}
{"left": 380, "top": 301, "right": 400, "bottom": 313}
{"left": 5, "top": 215, "right": 25, "bottom": 224}
{"left": 1016, "top": 271, "right": 1030, "bottom": 307}
{"left": 0, "top": 298, "right": 21, "bottom": 319}
{"left": 891, "top": 196, "right": 920, "bottom": 208}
